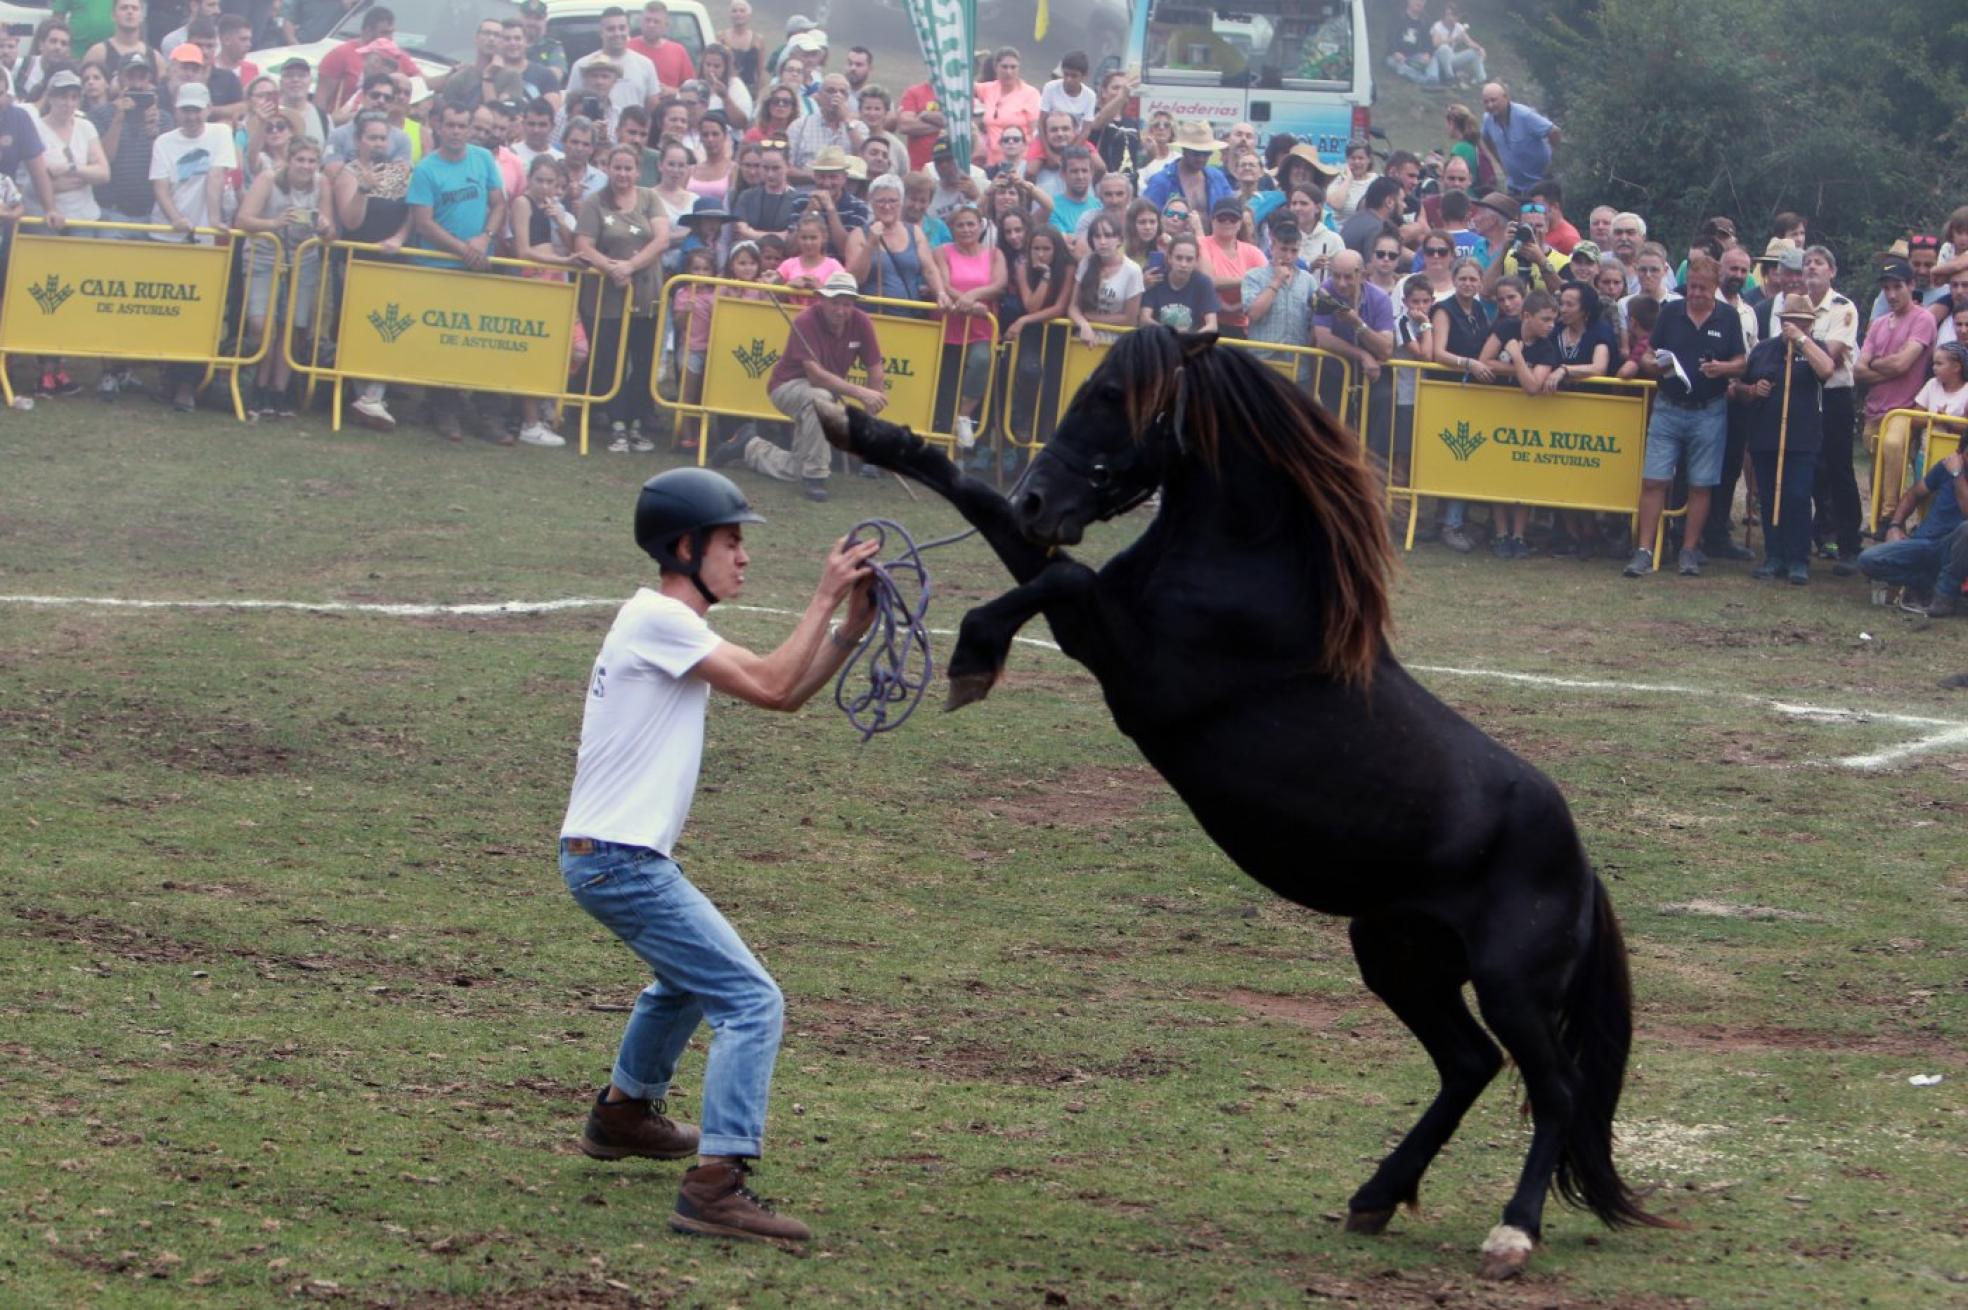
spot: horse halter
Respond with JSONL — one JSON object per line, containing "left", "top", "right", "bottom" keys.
{"left": 1023, "top": 367, "right": 1187, "bottom": 522}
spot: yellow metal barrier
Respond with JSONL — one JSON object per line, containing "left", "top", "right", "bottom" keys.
{"left": 652, "top": 275, "right": 996, "bottom": 463}
{"left": 1383, "top": 358, "right": 1657, "bottom": 552}
{"left": 284, "top": 240, "right": 627, "bottom": 449}
{"left": 1870, "top": 407, "right": 1968, "bottom": 535}
{"left": 0, "top": 216, "right": 281, "bottom": 420}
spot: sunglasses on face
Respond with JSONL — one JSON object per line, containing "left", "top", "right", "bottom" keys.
{"left": 1424, "top": 246, "right": 1452, "bottom": 256}
{"left": 1000, "top": 133, "right": 1022, "bottom": 143}
{"left": 1373, "top": 249, "right": 1399, "bottom": 259}
{"left": 758, "top": 138, "right": 786, "bottom": 149}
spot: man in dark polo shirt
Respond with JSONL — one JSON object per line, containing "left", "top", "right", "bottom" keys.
{"left": 711, "top": 272, "right": 888, "bottom": 503}
{"left": 1627, "top": 252, "right": 1746, "bottom": 577}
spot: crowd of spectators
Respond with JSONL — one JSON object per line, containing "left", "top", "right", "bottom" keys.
{"left": 1, "top": 0, "right": 1964, "bottom": 611}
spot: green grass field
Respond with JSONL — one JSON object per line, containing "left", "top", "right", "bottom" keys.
{"left": 2, "top": 397, "right": 1964, "bottom": 1310}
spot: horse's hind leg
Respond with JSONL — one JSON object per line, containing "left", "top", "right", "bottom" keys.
{"left": 1467, "top": 963, "right": 1576, "bottom": 1279}
{"left": 1343, "top": 914, "right": 1503, "bottom": 1235}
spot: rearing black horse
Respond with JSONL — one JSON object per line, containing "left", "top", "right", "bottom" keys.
{"left": 818, "top": 327, "right": 1669, "bottom": 1279}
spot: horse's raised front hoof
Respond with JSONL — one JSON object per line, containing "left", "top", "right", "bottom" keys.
{"left": 815, "top": 395, "right": 854, "bottom": 451}
{"left": 1342, "top": 1207, "right": 1396, "bottom": 1236}
{"left": 1477, "top": 1224, "right": 1535, "bottom": 1280}
{"left": 944, "top": 671, "right": 996, "bottom": 712}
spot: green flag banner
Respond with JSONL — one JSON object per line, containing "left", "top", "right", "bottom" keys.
{"left": 904, "top": 0, "right": 977, "bottom": 173}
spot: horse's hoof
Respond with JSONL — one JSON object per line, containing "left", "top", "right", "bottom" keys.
{"left": 1477, "top": 1224, "right": 1535, "bottom": 1280}
{"left": 814, "top": 396, "right": 853, "bottom": 450}
{"left": 944, "top": 671, "right": 996, "bottom": 711}
{"left": 1343, "top": 1207, "right": 1396, "bottom": 1235}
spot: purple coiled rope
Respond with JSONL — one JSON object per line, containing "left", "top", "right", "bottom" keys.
{"left": 833, "top": 518, "right": 975, "bottom": 741}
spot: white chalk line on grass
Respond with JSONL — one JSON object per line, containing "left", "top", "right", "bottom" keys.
{"left": 4, "top": 594, "right": 1962, "bottom": 769}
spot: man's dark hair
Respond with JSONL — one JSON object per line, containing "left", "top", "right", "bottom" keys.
{"left": 849, "top": 45, "right": 873, "bottom": 60}
{"left": 1386, "top": 149, "right": 1420, "bottom": 173}
{"left": 362, "top": 71, "right": 395, "bottom": 93}
{"left": 858, "top": 84, "right": 889, "bottom": 108}
{"left": 1441, "top": 190, "right": 1470, "bottom": 223}
{"left": 1061, "top": 49, "right": 1088, "bottom": 74}
{"left": 1363, "top": 176, "right": 1404, "bottom": 214}
{"left": 600, "top": 6, "right": 628, "bottom": 21}
{"left": 502, "top": 17, "right": 524, "bottom": 31}
{"left": 524, "top": 96, "right": 554, "bottom": 119}
{"left": 218, "top": 13, "right": 250, "bottom": 35}
{"left": 1529, "top": 178, "right": 1564, "bottom": 206}
{"left": 362, "top": 6, "right": 395, "bottom": 33}
{"left": 618, "top": 103, "right": 650, "bottom": 129}
{"left": 1521, "top": 289, "right": 1558, "bottom": 316}
{"left": 1060, "top": 144, "right": 1092, "bottom": 169}
{"left": 438, "top": 101, "right": 472, "bottom": 125}
{"left": 1269, "top": 219, "right": 1303, "bottom": 245}
{"left": 186, "top": 16, "right": 218, "bottom": 40}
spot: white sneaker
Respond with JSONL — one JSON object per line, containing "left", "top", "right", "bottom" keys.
{"left": 519, "top": 422, "right": 566, "bottom": 448}
{"left": 607, "top": 435, "right": 632, "bottom": 453}
{"left": 955, "top": 415, "right": 976, "bottom": 449}
{"left": 630, "top": 433, "right": 657, "bottom": 453}
{"left": 350, "top": 394, "right": 396, "bottom": 431}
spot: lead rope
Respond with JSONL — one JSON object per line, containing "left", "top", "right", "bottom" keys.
{"left": 834, "top": 518, "right": 977, "bottom": 741}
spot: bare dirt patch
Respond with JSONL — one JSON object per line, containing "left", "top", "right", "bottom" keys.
{"left": 795, "top": 996, "right": 1178, "bottom": 1085}
{"left": 1639, "top": 1018, "right": 1957, "bottom": 1059}
{"left": 1656, "top": 899, "right": 1823, "bottom": 923}
{"left": 1220, "top": 987, "right": 1370, "bottom": 1033}
{"left": 959, "top": 762, "right": 1165, "bottom": 831}
{"left": 0, "top": 692, "right": 299, "bottom": 776}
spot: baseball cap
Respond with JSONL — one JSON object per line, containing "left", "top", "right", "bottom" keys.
{"left": 170, "top": 42, "right": 206, "bottom": 66}
{"left": 175, "top": 81, "right": 211, "bottom": 109}
{"left": 281, "top": 56, "right": 311, "bottom": 73}
{"left": 45, "top": 69, "right": 81, "bottom": 92}
{"left": 788, "top": 30, "right": 827, "bottom": 53}
{"left": 1210, "top": 197, "right": 1245, "bottom": 220}
{"left": 517, "top": 0, "right": 548, "bottom": 15}
{"left": 1877, "top": 258, "right": 1916, "bottom": 284}
{"left": 357, "top": 37, "right": 405, "bottom": 58}
{"left": 1757, "top": 236, "right": 1797, "bottom": 265}
{"left": 120, "top": 52, "right": 153, "bottom": 75}
{"left": 1568, "top": 239, "right": 1601, "bottom": 263}
{"left": 817, "top": 271, "right": 860, "bottom": 298}
{"left": 930, "top": 138, "right": 953, "bottom": 161}
{"left": 1777, "top": 247, "right": 1806, "bottom": 273}
{"left": 785, "top": 13, "right": 816, "bottom": 33}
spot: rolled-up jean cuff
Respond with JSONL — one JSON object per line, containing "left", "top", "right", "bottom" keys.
{"left": 698, "top": 1132, "right": 764, "bottom": 1158}
{"left": 607, "top": 1064, "right": 669, "bottom": 1102}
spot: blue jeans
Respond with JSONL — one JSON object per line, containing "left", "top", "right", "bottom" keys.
{"left": 1644, "top": 398, "right": 1727, "bottom": 485}
{"left": 1386, "top": 54, "right": 1441, "bottom": 86}
{"left": 1750, "top": 449, "right": 1817, "bottom": 567}
{"left": 560, "top": 839, "right": 784, "bottom": 1158}
{"left": 1856, "top": 534, "right": 1948, "bottom": 592}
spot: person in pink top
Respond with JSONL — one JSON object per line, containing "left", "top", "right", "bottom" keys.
{"left": 629, "top": 0, "right": 695, "bottom": 91}
{"left": 1195, "top": 197, "right": 1268, "bottom": 337}
{"left": 1857, "top": 257, "right": 1939, "bottom": 502}
{"left": 933, "top": 203, "right": 1005, "bottom": 444}
{"left": 974, "top": 47, "right": 1039, "bottom": 169}
{"left": 777, "top": 212, "right": 847, "bottom": 290}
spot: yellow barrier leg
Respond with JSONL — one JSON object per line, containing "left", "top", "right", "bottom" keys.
{"left": 228, "top": 365, "right": 244, "bottom": 423}
{"left": 0, "top": 355, "right": 14, "bottom": 409}
{"left": 695, "top": 413, "right": 709, "bottom": 466}
{"left": 578, "top": 401, "right": 589, "bottom": 457}
{"left": 331, "top": 378, "right": 343, "bottom": 433}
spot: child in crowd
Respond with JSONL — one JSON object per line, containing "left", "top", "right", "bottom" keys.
{"left": 776, "top": 214, "right": 844, "bottom": 291}
{"left": 1038, "top": 51, "right": 1096, "bottom": 127}
{"left": 755, "top": 232, "right": 789, "bottom": 280}
{"left": 1618, "top": 295, "right": 1661, "bottom": 380}
{"left": 1492, "top": 289, "right": 1561, "bottom": 557}
{"left": 673, "top": 246, "right": 719, "bottom": 408}
{"left": 1393, "top": 273, "right": 1435, "bottom": 497}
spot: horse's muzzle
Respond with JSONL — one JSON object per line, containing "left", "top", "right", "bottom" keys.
{"left": 1014, "top": 486, "right": 1085, "bottom": 547}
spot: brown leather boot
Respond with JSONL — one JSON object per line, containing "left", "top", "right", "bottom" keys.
{"left": 669, "top": 1160, "right": 812, "bottom": 1245}
{"left": 579, "top": 1090, "right": 699, "bottom": 1161}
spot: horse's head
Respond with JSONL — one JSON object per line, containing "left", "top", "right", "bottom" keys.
{"left": 1014, "top": 328, "right": 1213, "bottom": 546}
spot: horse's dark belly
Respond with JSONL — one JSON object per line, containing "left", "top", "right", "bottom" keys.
{"left": 1123, "top": 670, "right": 1541, "bottom": 918}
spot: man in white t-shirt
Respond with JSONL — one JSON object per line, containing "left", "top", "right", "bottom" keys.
{"left": 1038, "top": 50, "right": 1096, "bottom": 126}
{"left": 148, "top": 80, "right": 235, "bottom": 411}
{"left": 560, "top": 468, "right": 878, "bottom": 1247}
{"left": 570, "top": 7, "right": 659, "bottom": 116}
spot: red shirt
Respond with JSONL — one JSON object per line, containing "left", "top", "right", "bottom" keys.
{"left": 628, "top": 37, "right": 694, "bottom": 90}
{"left": 1545, "top": 215, "right": 1581, "bottom": 254}
{"left": 768, "top": 303, "right": 882, "bottom": 392}
{"left": 317, "top": 38, "right": 418, "bottom": 108}
{"left": 899, "top": 81, "right": 940, "bottom": 172}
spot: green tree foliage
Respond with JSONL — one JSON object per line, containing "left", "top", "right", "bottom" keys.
{"left": 1510, "top": 0, "right": 1968, "bottom": 260}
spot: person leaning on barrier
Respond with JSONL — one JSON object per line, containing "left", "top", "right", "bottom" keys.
{"left": 576, "top": 142, "right": 669, "bottom": 452}
{"left": 237, "top": 134, "right": 333, "bottom": 418}
{"left": 335, "top": 110, "right": 414, "bottom": 432}
{"left": 0, "top": 66, "right": 68, "bottom": 232}
{"left": 1859, "top": 396, "right": 1968, "bottom": 616}
{"left": 710, "top": 270, "right": 885, "bottom": 503}
{"left": 407, "top": 99, "right": 508, "bottom": 441}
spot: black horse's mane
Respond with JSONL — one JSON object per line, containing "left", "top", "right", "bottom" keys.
{"left": 1098, "top": 328, "right": 1395, "bottom": 686}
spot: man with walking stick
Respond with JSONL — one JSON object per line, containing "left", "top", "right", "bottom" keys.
{"left": 1733, "top": 295, "right": 1834, "bottom": 584}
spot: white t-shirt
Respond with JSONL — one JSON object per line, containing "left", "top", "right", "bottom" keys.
{"left": 33, "top": 114, "right": 103, "bottom": 222}
{"left": 1912, "top": 376, "right": 1968, "bottom": 419}
{"left": 148, "top": 126, "right": 238, "bottom": 241}
{"left": 929, "top": 165, "right": 989, "bottom": 221}
{"left": 560, "top": 589, "right": 725, "bottom": 855}
{"left": 1078, "top": 254, "right": 1144, "bottom": 316}
{"left": 573, "top": 48, "right": 661, "bottom": 114}
{"left": 1039, "top": 79, "right": 1097, "bottom": 124}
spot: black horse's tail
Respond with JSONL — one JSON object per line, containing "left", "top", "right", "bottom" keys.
{"left": 1555, "top": 873, "right": 1676, "bottom": 1229}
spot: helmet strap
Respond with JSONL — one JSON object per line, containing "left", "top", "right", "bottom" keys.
{"left": 676, "top": 528, "right": 721, "bottom": 606}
